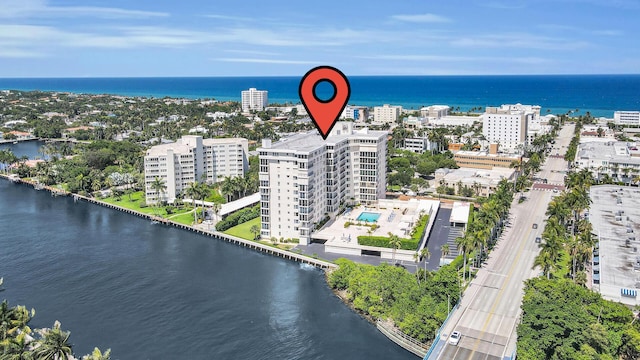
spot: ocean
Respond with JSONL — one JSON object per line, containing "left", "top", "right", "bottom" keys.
{"left": 0, "top": 143, "right": 413, "bottom": 360}
{"left": 1, "top": 75, "right": 639, "bottom": 117}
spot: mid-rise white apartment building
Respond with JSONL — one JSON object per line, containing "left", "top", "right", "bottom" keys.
{"left": 373, "top": 104, "right": 402, "bottom": 124}
{"left": 144, "top": 135, "right": 248, "bottom": 204}
{"left": 614, "top": 111, "right": 640, "bottom": 126}
{"left": 483, "top": 104, "right": 539, "bottom": 151}
{"left": 241, "top": 88, "right": 268, "bottom": 112}
{"left": 340, "top": 105, "right": 369, "bottom": 122}
{"left": 258, "top": 122, "right": 387, "bottom": 244}
{"left": 401, "top": 137, "right": 439, "bottom": 153}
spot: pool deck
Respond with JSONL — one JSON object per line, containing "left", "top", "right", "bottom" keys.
{"left": 314, "top": 199, "right": 440, "bottom": 261}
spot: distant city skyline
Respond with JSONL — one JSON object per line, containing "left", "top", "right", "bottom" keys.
{"left": 1, "top": 0, "right": 639, "bottom": 77}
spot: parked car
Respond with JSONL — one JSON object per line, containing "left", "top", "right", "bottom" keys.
{"left": 449, "top": 331, "right": 461, "bottom": 346}
{"left": 533, "top": 223, "right": 538, "bottom": 229}
{"left": 535, "top": 237, "right": 541, "bottom": 243}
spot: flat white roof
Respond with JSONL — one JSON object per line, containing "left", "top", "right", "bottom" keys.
{"left": 450, "top": 202, "right": 471, "bottom": 224}
{"left": 220, "top": 193, "right": 260, "bottom": 216}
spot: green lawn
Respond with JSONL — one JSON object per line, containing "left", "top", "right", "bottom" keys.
{"left": 101, "top": 191, "right": 193, "bottom": 219}
{"left": 223, "top": 217, "right": 260, "bottom": 240}
{"left": 171, "top": 212, "right": 197, "bottom": 225}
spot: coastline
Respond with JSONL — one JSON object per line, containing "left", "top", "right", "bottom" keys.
{"left": 0, "top": 174, "right": 336, "bottom": 270}
{"left": 2, "top": 173, "right": 432, "bottom": 358}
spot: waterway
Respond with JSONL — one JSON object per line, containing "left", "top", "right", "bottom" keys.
{"left": 0, "top": 142, "right": 413, "bottom": 359}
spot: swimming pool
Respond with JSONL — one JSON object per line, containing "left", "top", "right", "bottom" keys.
{"left": 357, "top": 212, "right": 381, "bottom": 222}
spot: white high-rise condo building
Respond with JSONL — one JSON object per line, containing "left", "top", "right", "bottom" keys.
{"left": 483, "top": 104, "right": 539, "bottom": 151}
{"left": 241, "top": 88, "right": 268, "bottom": 112}
{"left": 614, "top": 111, "right": 640, "bottom": 126}
{"left": 258, "top": 122, "right": 387, "bottom": 245}
{"left": 144, "top": 135, "right": 248, "bottom": 204}
{"left": 373, "top": 104, "right": 402, "bottom": 124}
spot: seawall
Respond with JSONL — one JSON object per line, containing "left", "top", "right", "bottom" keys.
{"left": 0, "top": 174, "right": 336, "bottom": 270}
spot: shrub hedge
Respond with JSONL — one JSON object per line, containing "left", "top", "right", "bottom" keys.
{"left": 215, "top": 204, "right": 260, "bottom": 231}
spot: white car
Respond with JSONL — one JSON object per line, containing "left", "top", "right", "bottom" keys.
{"left": 449, "top": 331, "right": 461, "bottom": 346}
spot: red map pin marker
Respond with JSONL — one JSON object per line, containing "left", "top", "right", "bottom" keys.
{"left": 299, "top": 66, "right": 351, "bottom": 140}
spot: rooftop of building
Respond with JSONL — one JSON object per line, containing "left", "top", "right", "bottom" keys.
{"left": 450, "top": 202, "right": 471, "bottom": 224}
{"left": 577, "top": 141, "right": 640, "bottom": 161}
{"left": 262, "top": 123, "right": 386, "bottom": 152}
{"left": 454, "top": 150, "right": 522, "bottom": 159}
{"left": 589, "top": 185, "right": 640, "bottom": 306}
{"left": 437, "top": 167, "right": 516, "bottom": 184}
{"left": 145, "top": 141, "right": 192, "bottom": 156}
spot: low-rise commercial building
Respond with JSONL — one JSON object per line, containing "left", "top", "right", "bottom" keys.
{"left": 575, "top": 141, "right": 640, "bottom": 183}
{"left": 454, "top": 146, "right": 522, "bottom": 170}
{"left": 589, "top": 185, "right": 640, "bottom": 306}
{"left": 434, "top": 167, "right": 516, "bottom": 197}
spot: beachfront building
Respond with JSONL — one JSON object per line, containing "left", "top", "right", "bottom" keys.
{"left": 373, "top": 104, "right": 402, "bottom": 124}
{"left": 258, "top": 122, "right": 387, "bottom": 244}
{"left": 241, "top": 88, "right": 268, "bottom": 112}
{"left": 144, "top": 135, "right": 248, "bottom": 204}
{"left": 483, "top": 104, "right": 539, "bottom": 151}
{"left": 421, "top": 105, "right": 450, "bottom": 119}
{"left": 574, "top": 141, "right": 640, "bottom": 184}
{"left": 614, "top": 111, "right": 640, "bottom": 126}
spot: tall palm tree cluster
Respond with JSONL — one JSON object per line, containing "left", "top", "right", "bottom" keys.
{"left": 0, "top": 149, "right": 19, "bottom": 173}
{"left": 1, "top": 299, "right": 110, "bottom": 360}
{"left": 533, "top": 168, "right": 594, "bottom": 282}
{"left": 183, "top": 181, "right": 211, "bottom": 223}
{"left": 455, "top": 179, "right": 514, "bottom": 284}
{"left": 219, "top": 175, "right": 258, "bottom": 202}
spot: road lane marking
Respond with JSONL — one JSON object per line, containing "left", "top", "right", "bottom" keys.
{"left": 463, "top": 191, "right": 547, "bottom": 359}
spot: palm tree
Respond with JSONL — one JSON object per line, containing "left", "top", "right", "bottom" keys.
{"left": 220, "top": 176, "right": 235, "bottom": 202}
{"left": 388, "top": 232, "right": 402, "bottom": 265}
{"left": 455, "top": 235, "right": 474, "bottom": 283}
{"left": 33, "top": 321, "right": 73, "bottom": 360}
{"left": 441, "top": 244, "right": 450, "bottom": 266}
{"left": 150, "top": 177, "right": 167, "bottom": 205}
{"left": 184, "top": 182, "right": 200, "bottom": 223}
{"left": 533, "top": 249, "right": 555, "bottom": 279}
{"left": 546, "top": 199, "right": 571, "bottom": 226}
{"left": 250, "top": 224, "right": 260, "bottom": 240}
{"left": 420, "top": 247, "right": 431, "bottom": 273}
{"left": 82, "top": 348, "right": 111, "bottom": 360}
{"left": 0, "top": 301, "right": 33, "bottom": 342}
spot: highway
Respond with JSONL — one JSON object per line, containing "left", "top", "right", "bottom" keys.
{"left": 430, "top": 124, "right": 575, "bottom": 360}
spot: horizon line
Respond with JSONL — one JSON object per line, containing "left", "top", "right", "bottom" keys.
{"left": 1, "top": 73, "right": 640, "bottom": 80}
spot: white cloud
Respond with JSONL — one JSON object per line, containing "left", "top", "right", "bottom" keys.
{"left": 213, "top": 58, "right": 319, "bottom": 65}
{"left": 390, "top": 13, "right": 451, "bottom": 23}
{"left": 204, "top": 14, "right": 253, "bottom": 21}
{"left": 0, "top": 0, "right": 168, "bottom": 19}
{"left": 450, "top": 33, "right": 591, "bottom": 50}
{"left": 224, "top": 49, "right": 281, "bottom": 56}
{"left": 361, "top": 54, "right": 553, "bottom": 65}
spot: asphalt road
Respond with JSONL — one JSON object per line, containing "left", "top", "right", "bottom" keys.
{"left": 431, "top": 124, "right": 575, "bottom": 360}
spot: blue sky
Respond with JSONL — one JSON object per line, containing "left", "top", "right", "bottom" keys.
{"left": 1, "top": 0, "right": 639, "bottom": 77}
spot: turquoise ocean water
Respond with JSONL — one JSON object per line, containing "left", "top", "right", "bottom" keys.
{"left": 1, "top": 75, "right": 639, "bottom": 117}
